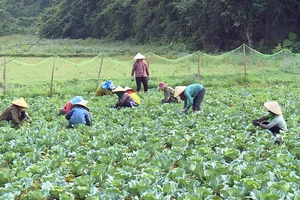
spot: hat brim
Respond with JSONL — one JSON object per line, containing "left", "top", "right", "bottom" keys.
{"left": 12, "top": 98, "right": 29, "bottom": 108}
{"left": 264, "top": 101, "right": 282, "bottom": 115}
{"left": 174, "top": 86, "right": 187, "bottom": 97}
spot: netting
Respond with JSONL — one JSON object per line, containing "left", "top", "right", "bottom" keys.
{"left": 1, "top": 44, "right": 300, "bottom": 95}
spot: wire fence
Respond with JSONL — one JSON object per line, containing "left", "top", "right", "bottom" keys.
{"left": 1, "top": 44, "right": 300, "bottom": 96}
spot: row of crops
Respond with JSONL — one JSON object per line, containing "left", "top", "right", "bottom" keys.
{"left": 0, "top": 83, "right": 300, "bottom": 199}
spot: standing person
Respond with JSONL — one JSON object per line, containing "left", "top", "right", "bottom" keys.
{"left": 112, "top": 86, "right": 138, "bottom": 108}
{"left": 59, "top": 96, "right": 87, "bottom": 115}
{"left": 157, "top": 82, "right": 178, "bottom": 103}
{"left": 252, "top": 101, "right": 287, "bottom": 135}
{"left": 95, "top": 80, "right": 116, "bottom": 96}
{"left": 131, "top": 53, "right": 150, "bottom": 92}
{"left": 124, "top": 86, "right": 141, "bottom": 105}
{"left": 66, "top": 101, "right": 91, "bottom": 127}
{"left": 174, "top": 83, "right": 206, "bottom": 113}
{"left": 0, "top": 98, "right": 30, "bottom": 127}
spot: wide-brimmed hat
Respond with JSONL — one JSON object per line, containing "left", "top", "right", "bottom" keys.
{"left": 74, "top": 101, "right": 89, "bottom": 111}
{"left": 174, "top": 86, "right": 187, "bottom": 97}
{"left": 264, "top": 101, "right": 282, "bottom": 115}
{"left": 157, "top": 82, "right": 167, "bottom": 90}
{"left": 12, "top": 98, "right": 29, "bottom": 108}
{"left": 112, "top": 86, "right": 126, "bottom": 93}
{"left": 70, "top": 96, "right": 87, "bottom": 105}
{"left": 124, "top": 86, "right": 134, "bottom": 92}
{"left": 133, "top": 53, "right": 145, "bottom": 60}
{"left": 101, "top": 80, "right": 116, "bottom": 90}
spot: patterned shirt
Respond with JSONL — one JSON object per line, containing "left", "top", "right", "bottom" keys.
{"left": 163, "top": 86, "right": 175, "bottom": 101}
{"left": 116, "top": 93, "right": 136, "bottom": 107}
{"left": 131, "top": 60, "right": 149, "bottom": 77}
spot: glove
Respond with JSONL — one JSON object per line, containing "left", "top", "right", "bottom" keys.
{"left": 252, "top": 120, "right": 260, "bottom": 126}
{"left": 146, "top": 76, "right": 150, "bottom": 81}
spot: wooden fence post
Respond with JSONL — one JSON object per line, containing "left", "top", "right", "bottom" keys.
{"left": 3, "top": 57, "right": 6, "bottom": 96}
{"left": 96, "top": 53, "right": 104, "bottom": 90}
{"left": 242, "top": 44, "right": 247, "bottom": 82}
{"left": 49, "top": 57, "right": 56, "bottom": 96}
{"left": 282, "top": 49, "right": 286, "bottom": 84}
{"left": 197, "top": 51, "right": 201, "bottom": 83}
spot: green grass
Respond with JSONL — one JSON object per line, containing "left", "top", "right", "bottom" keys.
{"left": 0, "top": 35, "right": 299, "bottom": 97}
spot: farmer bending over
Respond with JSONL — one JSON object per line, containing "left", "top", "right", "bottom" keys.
{"left": 174, "top": 83, "right": 206, "bottom": 114}
{"left": 112, "top": 86, "right": 138, "bottom": 108}
{"left": 157, "top": 82, "right": 179, "bottom": 103}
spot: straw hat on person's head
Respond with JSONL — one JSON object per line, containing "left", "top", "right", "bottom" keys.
{"left": 157, "top": 82, "right": 167, "bottom": 90}
{"left": 124, "top": 86, "right": 134, "bottom": 92}
{"left": 133, "top": 53, "right": 145, "bottom": 60}
{"left": 12, "top": 98, "right": 29, "bottom": 108}
{"left": 112, "top": 86, "right": 126, "bottom": 93}
{"left": 174, "top": 86, "right": 187, "bottom": 97}
{"left": 70, "top": 96, "right": 87, "bottom": 105}
{"left": 264, "top": 101, "right": 282, "bottom": 115}
{"left": 74, "top": 101, "right": 89, "bottom": 111}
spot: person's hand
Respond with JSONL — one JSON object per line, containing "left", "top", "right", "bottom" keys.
{"left": 146, "top": 76, "right": 150, "bottom": 81}
{"left": 252, "top": 120, "right": 260, "bottom": 126}
{"left": 131, "top": 76, "right": 134, "bottom": 82}
{"left": 182, "top": 108, "right": 187, "bottom": 113}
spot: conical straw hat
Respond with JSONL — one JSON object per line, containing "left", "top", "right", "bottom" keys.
{"left": 12, "top": 98, "right": 29, "bottom": 108}
{"left": 124, "top": 86, "right": 134, "bottom": 91}
{"left": 174, "top": 86, "right": 187, "bottom": 97}
{"left": 112, "top": 86, "right": 126, "bottom": 93}
{"left": 133, "top": 53, "right": 145, "bottom": 60}
{"left": 264, "top": 101, "right": 282, "bottom": 115}
{"left": 74, "top": 101, "right": 89, "bottom": 111}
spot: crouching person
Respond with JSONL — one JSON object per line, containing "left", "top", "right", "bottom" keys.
{"left": 157, "top": 82, "right": 179, "bottom": 103}
{"left": 112, "top": 86, "right": 138, "bottom": 108}
{"left": 95, "top": 80, "right": 116, "bottom": 96}
{"left": 0, "top": 98, "right": 30, "bottom": 128}
{"left": 66, "top": 101, "right": 91, "bottom": 128}
{"left": 252, "top": 101, "right": 287, "bottom": 135}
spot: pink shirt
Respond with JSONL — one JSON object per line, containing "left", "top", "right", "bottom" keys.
{"left": 131, "top": 60, "right": 149, "bottom": 77}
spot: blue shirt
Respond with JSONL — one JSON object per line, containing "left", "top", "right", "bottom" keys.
{"left": 66, "top": 106, "right": 91, "bottom": 126}
{"left": 184, "top": 83, "right": 204, "bottom": 109}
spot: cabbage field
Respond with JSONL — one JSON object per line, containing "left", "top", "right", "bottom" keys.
{"left": 0, "top": 84, "right": 300, "bottom": 199}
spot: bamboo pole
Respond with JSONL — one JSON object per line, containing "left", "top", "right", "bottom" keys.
{"left": 197, "top": 51, "right": 201, "bottom": 83}
{"left": 49, "top": 57, "right": 56, "bottom": 97}
{"left": 96, "top": 53, "right": 105, "bottom": 90}
{"left": 242, "top": 44, "right": 247, "bottom": 82}
{"left": 282, "top": 49, "right": 286, "bottom": 85}
{"left": 3, "top": 57, "right": 6, "bottom": 96}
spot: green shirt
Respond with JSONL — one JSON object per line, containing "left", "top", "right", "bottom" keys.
{"left": 183, "top": 83, "right": 204, "bottom": 109}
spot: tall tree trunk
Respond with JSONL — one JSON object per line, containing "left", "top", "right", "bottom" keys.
{"left": 244, "top": 26, "right": 253, "bottom": 47}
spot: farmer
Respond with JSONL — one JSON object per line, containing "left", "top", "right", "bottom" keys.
{"left": 124, "top": 86, "right": 141, "bottom": 105}
{"left": 59, "top": 96, "right": 88, "bottom": 115}
{"left": 95, "top": 80, "right": 116, "bottom": 96}
{"left": 131, "top": 53, "right": 150, "bottom": 92}
{"left": 0, "top": 98, "right": 30, "bottom": 127}
{"left": 112, "top": 86, "right": 139, "bottom": 108}
{"left": 252, "top": 101, "right": 287, "bottom": 135}
{"left": 174, "top": 83, "right": 206, "bottom": 113}
{"left": 157, "top": 82, "right": 178, "bottom": 103}
{"left": 66, "top": 101, "right": 91, "bottom": 127}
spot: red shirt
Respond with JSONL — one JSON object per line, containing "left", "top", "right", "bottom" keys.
{"left": 64, "top": 102, "right": 73, "bottom": 114}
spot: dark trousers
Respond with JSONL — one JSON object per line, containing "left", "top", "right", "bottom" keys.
{"left": 135, "top": 77, "right": 148, "bottom": 92}
{"left": 192, "top": 87, "right": 206, "bottom": 111}
{"left": 121, "top": 101, "right": 138, "bottom": 108}
{"left": 262, "top": 121, "right": 281, "bottom": 135}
